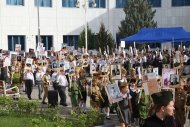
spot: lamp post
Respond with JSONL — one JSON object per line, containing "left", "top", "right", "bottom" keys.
{"left": 37, "top": 0, "right": 41, "bottom": 48}
{"left": 84, "top": 0, "right": 88, "bottom": 54}
{"left": 76, "top": 0, "right": 96, "bottom": 54}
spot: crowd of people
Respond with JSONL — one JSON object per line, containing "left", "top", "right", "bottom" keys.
{"left": 0, "top": 46, "right": 190, "bottom": 127}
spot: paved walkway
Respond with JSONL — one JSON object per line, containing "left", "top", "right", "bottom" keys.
{"left": 20, "top": 86, "right": 190, "bottom": 127}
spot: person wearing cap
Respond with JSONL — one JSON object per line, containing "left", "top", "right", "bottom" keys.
{"left": 77, "top": 69, "right": 88, "bottom": 113}
{"left": 41, "top": 68, "right": 51, "bottom": 104}
{"left": 142, "top": 91, "right": 177, "bottom": 127}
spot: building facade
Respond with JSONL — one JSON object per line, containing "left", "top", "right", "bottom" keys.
{"left": 0, "top": 0, "right": 190, "bottom": 51}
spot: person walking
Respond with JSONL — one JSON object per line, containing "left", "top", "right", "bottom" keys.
{"left": 41, "top": 68, "right": 51, "bottom": 104}
{"left": 35, "top": 67, "right": 44, "bottom": 100}
{"left": 57, "top": 68, "right": 68, "bottom": 106}
{"left": 23, "top": 69, "right": 34, "bottom": 100}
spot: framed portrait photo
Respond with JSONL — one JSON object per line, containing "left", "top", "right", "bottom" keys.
{"left": 105, "top": 84, "right": 123, "bottom": 104}
{"left": 170, "top": 74, "right": 179, "bottom": 87}
{"left": 52, "top": 61, "right": 59, "bottom": 69}
{"left": 90, "top": 63, "right": 96, "bottom": 74}
{"left": 110, "top": 64, "right": 121, "bottom": 80}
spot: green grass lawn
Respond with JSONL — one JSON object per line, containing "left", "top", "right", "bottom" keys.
{"left": 0, "top": 116, "right": 55, "bottom": 127}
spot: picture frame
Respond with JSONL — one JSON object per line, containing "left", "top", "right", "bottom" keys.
{"left": 52, "top": 61, "right": 59, "bottom": 69}
{"left": 153, "top": 67, "right": 159, "bottom": 76}
{"left": 162, "top": 68, "right": 176, "bottom": 88}
{"left": 105, "top": 84, "right": 123, "bottom": 104}
{"left": 101, "top": 64, "right": 109, "bottom": 73}
{"left": 17, "top": 55, "right": 22, "bottom": 62}
{"left": 59, "top": 61, "right": 64, "bottom": 68}
{"left": 110, "top": 64, "right": 122, "bottom": 80}
{"left": 170, "top": 74, "right": 180, "bottom": 87}
{"left": 15, "top": 44, "right": 21, "bottom": 53}
{"left": 90, "top": 63, "right": 96, "bottom": 74}
{"left": 64, "top": 61, "right": 70, "bottom": 74}
{"left": 143, "top": 79, "right": 159, "bottom": 95}
{"left": 76, "top": 59, "right": 83, "bottom": 67}
{"left": 182, "top": 65, "right": 190, "bottom": 76}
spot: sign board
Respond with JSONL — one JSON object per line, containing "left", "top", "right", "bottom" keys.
{"left": 121, "top": 41, "right": 125, "bottom": 48}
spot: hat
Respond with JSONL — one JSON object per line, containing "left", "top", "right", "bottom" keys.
{"left": 151, "top": 91, "right": 173, "bottom": 105}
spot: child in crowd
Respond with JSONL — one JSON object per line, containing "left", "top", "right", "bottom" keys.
{"left": 69, "top": 75, "right": 80, "bottom": 112}
{"left": 117, "top": 82, "right": 132, "bottom": 127}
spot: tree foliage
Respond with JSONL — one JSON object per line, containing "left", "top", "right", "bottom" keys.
{"left": 97, "top": 22, "right": 115, "bottom": 54}
{"left": 117, "top": 0, "right": 157, "bottom": 39}
{"left": 78, "top": 25, "right": 95, "bottom": 50}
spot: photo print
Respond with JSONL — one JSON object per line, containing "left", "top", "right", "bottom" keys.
{"left": 162, "top": 68, "right": 176, "bottom": 88}
{"left": 15, "top": 44, "right": 21, "bottom": 53}
{"left": 111, "top": 64, "right": 121, "bottom": 80}
{"left": 90, "top": 63, "right": 96, "bottom": 74}
{"left": 52, "top": 61, "right": 59, "bottom": 68}
{"left": 170, "top": 74, "right": 179, "bottom": 86}
{"left": 105, "top": 84, "right": 123, "bottom": 104}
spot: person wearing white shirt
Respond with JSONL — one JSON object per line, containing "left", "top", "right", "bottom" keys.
{"left": 57, "top": 68, "right": 68, "bottom": 106}
{"left": 52, "top": 69, "right": 59, "bottom": 90}
{"left": 35, "top": 67, "right": 44, "bottom": 99}
{"left": 24, "top": 69, "right": 34, "bottom": 100}
{"left": 184, "top": 53, "right": 189, "bottom": 65}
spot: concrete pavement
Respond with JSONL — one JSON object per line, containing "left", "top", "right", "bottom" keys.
{"left": 20, "top": 85, "right": 190, "bottom": 127}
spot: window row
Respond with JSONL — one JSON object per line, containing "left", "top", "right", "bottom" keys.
{"left": 8, "top": 35, "right": 79, "bottom": 51}
{"left": 6, "top": 0, "right": 190, "bottom": 8}
{"left": 6, "top": 0, "right": 106, "bottom": 8}
{"left": 116, "top": 0, "right": 161, "bottom": 8}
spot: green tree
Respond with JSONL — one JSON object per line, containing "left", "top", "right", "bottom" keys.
{"left": 117, "top": 0, "right": 157, "bottom": 38}
{"left": 97, "top": 23, "right": 115, "bottom": 54}
{"left": 78, "top": 25, "right": 95, "bottom": 50}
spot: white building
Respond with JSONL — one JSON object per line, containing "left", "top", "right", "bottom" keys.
{"left": 0, "top": 0, "right": 190, "bottom": 51}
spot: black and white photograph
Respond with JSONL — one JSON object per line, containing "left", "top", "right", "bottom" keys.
{"left": 90, "top": 63, "right": 96, "bottom": 74}
{"left": 105, "top": 84, "right": 123, "bottom": 104}
{"left": 59, "top": 61, "right": 64, "bottom": 68}
{"left": 170, "top": 74, "right": 179, "bottom": 86}
{"left": 101, "top": 64, "right": 109, "bottom": 73}
{"left": 111, "top": 64, "right": 121, "bottom": 80}
{"left": 76, "top": 59, "right": 83, "bottom": 67}
{"left": 17, "top": 55, "right": 22, "bottom": 62}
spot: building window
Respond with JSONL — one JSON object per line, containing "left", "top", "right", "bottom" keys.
{"left": 116, "top": 0, "right": 127, "bottom": 8}
{"left": 172, "top": 0, "right": 190, "bottom": 7}
{"left": 63, "top": 35, "right": 78, "bottom": 48}
{"left": 34, "top": 0, "right": 52, "bottom": 7}
{"left": 8, "top": 35, "right": 25, "bottom": 51}
{"left": 36, "top": 36, "right": 53, "bottom": 50}
{"left": 62, "top": 0, "right": 77, "bottom": 8}
{"left": 6, "top": 0, "right": 24, "bottom": 6}
{"left": 149, "top": 0, "right": 161, "bottom": 7}
{"left": 89, "top": 0, "right": 106, "bottom": 8}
